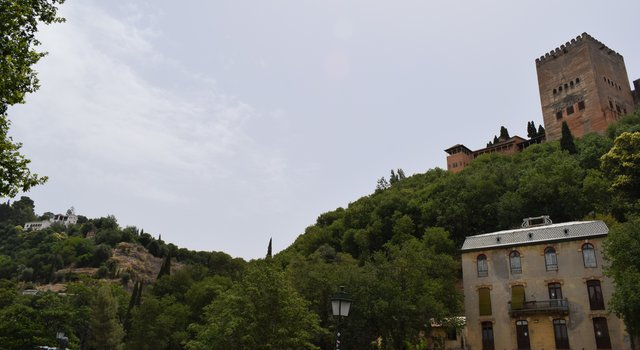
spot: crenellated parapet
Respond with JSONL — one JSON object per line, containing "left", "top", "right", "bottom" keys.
{"left": 535, "top": 33, "right": 623, "bottom": 66}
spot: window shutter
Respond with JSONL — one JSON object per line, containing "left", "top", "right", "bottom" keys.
{"left": 512, "top": 285, "right": 525, "bottom": 310}
{"left": 479, "top": 288, "right": 492, "bottom": 316}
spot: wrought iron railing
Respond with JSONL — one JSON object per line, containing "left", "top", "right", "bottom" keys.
{"left": 508, "top": 298, "right": 569, "bottom": 316}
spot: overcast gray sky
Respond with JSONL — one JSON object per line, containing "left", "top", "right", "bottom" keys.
{"left": 9, "top": 0, "right": 640, "bottom": 259}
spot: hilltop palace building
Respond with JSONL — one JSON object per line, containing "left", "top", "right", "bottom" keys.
{"left": 446, "top": 33, "right": 640, "bottom": 173}
{"left": 24, "top": 208, "right": 78, "bottom": 231}
{"left": 461, "top": 217, "right": 630, "bottom": 350}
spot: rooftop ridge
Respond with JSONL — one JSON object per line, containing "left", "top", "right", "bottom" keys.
{"left": 535, "top": 32, "right": 622, "bottom": 66}
{"left": 461, "top": 220, "right": 609, "bottom": 251}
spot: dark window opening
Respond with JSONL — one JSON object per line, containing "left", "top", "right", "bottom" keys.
{"left": 481, "top": 322, "right": 495, "bottom": 350}
{"left": 616, "top": 105, "right": 621, "bottom": 113}
{"left": 559, "top": 86, "right": 563, "bottom": 92}
{"left": 587, "top": 280, "right": 605, "bottom": 310}
{"left": 578, "top": 101, "right": 586, "bottom": 110}
{"left": 593, "top": 317, "right": 612, "bottom": 349}
{"left": 447, "top": 327, "right": 457, "bottom": 341}
{"left": 567, "top": 106, "right": 575, "bottom": 115}
{"left": 564, "top": 83, "right": 568, "bottom": 89}
{"left": 554, "top": 319, "right": 570, "bottom": 349}
{"left": 609, "top": 101, "right": 614, "bottom": 109}
{"left": 556, "top": 111, "right": 563, "bottom": 120}
{"left": 548, "top": 283, "right": 563, "bottom": 305}
{"left": 570, "top": 81, "right": 574, "bottom": 87}
{"left": 576, "top": 77, "right": 580, "bottom": 83}
{"left": 516, "top": 320, "right": 531, "bottom": 349}
{"left": 553, "top": 88, "right": 557, "bottom": 94}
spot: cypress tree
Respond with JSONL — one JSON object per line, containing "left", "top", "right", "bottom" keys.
{"left": 499, "top": 126, "right": 510, "bottom": 140}
{"left": 266, "top": 238, "right": 272, "bottom": 259}
{"left": 157, "top": 254, "right": 171, "bottom": 279}
{"left": 537, "top": 124, "right": 546, "bottom": 137}
{"left": 560, "top": 122, "right": 577, "bottom": 154}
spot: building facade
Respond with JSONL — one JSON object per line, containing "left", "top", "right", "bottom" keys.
{"left": 445, "top": 136, "right": 543, "bottom": 174}
{"left": 461, "top": 217, "right": 630, "bottom": 350}
{"left": 24, "top": 208, "right": 78, "bottom": 231}
{"left": 536, "top": 33, "right": 635, "bottom": 141}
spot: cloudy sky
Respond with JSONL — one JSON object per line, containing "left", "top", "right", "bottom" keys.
{"left": 9, "top": 0, "right": 640, "bottom": 259}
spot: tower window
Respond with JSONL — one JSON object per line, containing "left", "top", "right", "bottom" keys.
{"left": 576, "top": 77, "right": 580, "bottom": 84}
{"left": 578, "top": 101, "right": 586, "bottom": 110}
{"left": 603, "top": 76, "right": 607, "bottom": 83}
{"left": 556, "top": 111, "right": 563, "bottom": 120}
{"left": 553, "top": 88, "right": 557, "bottom": 94}
{"left": 570, "top": 81, "right": 574, "bottom": 87}
{"left": 559, "top": 86, "right": 563, "bottom": 92}
{"left": 567, "top": 106, "right": 575, "bottom": 115}
{"left": 564, "top": 83, "right": 568, "bottom": 89}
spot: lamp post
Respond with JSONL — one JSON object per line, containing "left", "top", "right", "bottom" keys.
{"left": 331, "top": 286, "right": 352, "bottom": 350}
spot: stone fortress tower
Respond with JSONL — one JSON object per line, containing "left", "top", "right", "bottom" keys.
{"left": 536, "top": 33, "right": 636, "bottom": 141}
{"left": 445, "top": 32, "right": 639, "bottom": 172}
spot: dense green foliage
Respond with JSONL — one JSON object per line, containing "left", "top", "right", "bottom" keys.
{"left": 0, "top": 111, "right": 639, "bottom": 349}
{"left": 0, "top": 0, "right": 64, "bottom": 196}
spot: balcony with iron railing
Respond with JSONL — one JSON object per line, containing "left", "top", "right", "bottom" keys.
{"left": 508, "top": 299, "right": 569, "bottom": 317}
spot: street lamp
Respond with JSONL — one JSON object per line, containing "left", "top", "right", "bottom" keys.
{"left": 331, "top": 286, "right": 352, "bottom": 350}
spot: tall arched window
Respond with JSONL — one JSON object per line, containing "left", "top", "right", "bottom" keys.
{"left": 582, "top": 243, "right": 597, "bottom": 268}
{"left": 510, "top": 251, "right": 522, "bottom": 274}
{"left": 477, "top": 254, "right": 488, "bottom": 277}
{"left": 545, "top": 247, "right": 558, "bottom": 271}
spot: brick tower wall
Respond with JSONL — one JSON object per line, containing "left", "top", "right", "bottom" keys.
{"left": 536, "top": 33, "right": 635, "bottom": 141}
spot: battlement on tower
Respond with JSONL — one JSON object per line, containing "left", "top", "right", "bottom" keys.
{"left": 535, "top": 32, "right": 623, "bottom": 66}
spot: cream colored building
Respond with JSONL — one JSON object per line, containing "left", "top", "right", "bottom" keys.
{"left": 461, "top": 217, "right": 630, "bottom": 350}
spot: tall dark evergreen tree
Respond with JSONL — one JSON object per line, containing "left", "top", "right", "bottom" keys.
{"left": 493, "top": 135, "right": 499, "bottom": 144}
{"left": 537, "top": 124, "right": 546, "bottom": 137}
{"left": 560, "top": 121, "right": 577, "bottom": 154}
{"left": 266, "top": 238, "right": 272, "bottom": 259}
{"left": 499, "top": 126, "right": 510, "bottom": 140}
{"left": 124, "top": 281, "right": 140, "bottom": 334}
{"left": 157, "top": 254, "right": 171, "bottom": 279}
{"left": 527, "top": 121, "right": 537, "bottom": 138}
